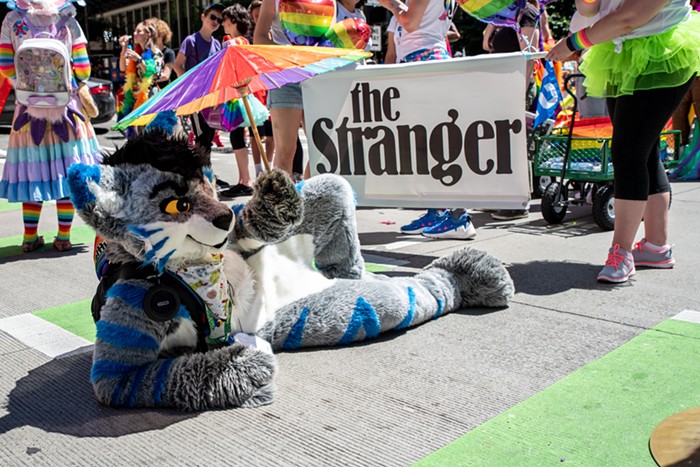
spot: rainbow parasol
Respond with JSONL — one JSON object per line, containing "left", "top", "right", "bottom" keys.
{"left": 457, "top": 0, "right": 527, "bottom": 27}
{"left": 458, "top": 0, "right": 555, "bottom": 28}
{"left": 116, "top": 44, "right": 370, "bottom": 170}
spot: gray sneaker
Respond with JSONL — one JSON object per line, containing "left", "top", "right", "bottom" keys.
{"left": 597, "top": 244, "right": 636, "bottom": 283}
{"left": 632, "top": 238, "right": 675, "bottom": 268}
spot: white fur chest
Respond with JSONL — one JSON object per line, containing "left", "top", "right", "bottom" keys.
{"left": 225, "top": 234, "right": 336, "bottom": 334}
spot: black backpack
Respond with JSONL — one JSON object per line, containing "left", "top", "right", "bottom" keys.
{"left": 91, "top": 262, "right": 209, "bottom": 353}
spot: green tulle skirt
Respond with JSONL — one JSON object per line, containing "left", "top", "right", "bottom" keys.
{"left": 580, "top": 11, "right": 700, "bottom": 98}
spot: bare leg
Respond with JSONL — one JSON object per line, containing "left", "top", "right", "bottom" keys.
{"left": 235, "top": 148, "right": 252, "bottom": 186}
{"left": 642, "top": 192, "right": 670, "bottom": 246}
{"left": 270, "top": 108, "right": 303, "bottom": 175}
{"left": 250, "top": 130, "right": 274, "bottom": 177}
{"left": 250, "top": 128, "right": 262, "bottom": 165}
{"left": 266, "top": 136, "right": 275, "bottom": 163}
{"left": 610, "top": 199, "right": 646, "bottom": 251}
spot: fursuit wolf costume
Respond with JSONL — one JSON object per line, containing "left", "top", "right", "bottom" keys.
{"left": 67, "top": 130, "right": 514, "bottom": 411}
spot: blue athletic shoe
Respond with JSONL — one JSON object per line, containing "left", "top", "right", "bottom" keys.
{"left": 400, "top": 209, "right": 447, "bottom": 234}
{"left": 422, "top": 211, "right": 476, "bottom": 240}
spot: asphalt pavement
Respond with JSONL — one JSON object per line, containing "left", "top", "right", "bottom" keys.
{"left": 0, "top": 118, "right": 699, "bottom": 466}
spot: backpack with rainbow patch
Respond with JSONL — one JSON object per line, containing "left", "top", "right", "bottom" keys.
{"left": 14, "top": 14, "right": 72, "bottom": 109}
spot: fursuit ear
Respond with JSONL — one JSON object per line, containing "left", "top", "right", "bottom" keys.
{"left": 67, "top": 163, "right": 101, "bottom": 211}
{"left": 67, "top": 163, "right": 121, "bottom": 233}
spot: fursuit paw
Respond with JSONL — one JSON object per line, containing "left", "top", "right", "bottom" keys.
{"left": 252, "top": 169, "right": 303, "bottom": 226}
{"left": 238, "top": 169, "right": 303, "bottom": 243}
{"left": 175, "top": 344, "right": 278, "bottom": 411}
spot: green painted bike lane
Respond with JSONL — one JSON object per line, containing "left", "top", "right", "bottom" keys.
{"left": 417, "top": 312, "right": 700, "bottom": 466}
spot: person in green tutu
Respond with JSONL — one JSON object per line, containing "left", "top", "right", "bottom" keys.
{"left": 547, "top": 0, "right": 700, "bottom": 284}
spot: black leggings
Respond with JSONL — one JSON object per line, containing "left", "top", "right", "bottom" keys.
{"left": 606, "top": 76, "right": 694, "bottom": 200}
{"left": 230, "top": 127, "right": 246, "bottom": 150}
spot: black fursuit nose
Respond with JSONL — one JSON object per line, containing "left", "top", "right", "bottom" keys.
{"left": 213, "top": 210, "right": 233, "bottom": 231}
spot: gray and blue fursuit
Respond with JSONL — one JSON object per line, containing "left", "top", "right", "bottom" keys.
{"left": 67, "top": 130, "right": 514, "bottom": 411}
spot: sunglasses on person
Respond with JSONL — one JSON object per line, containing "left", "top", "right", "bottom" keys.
{"left": 209, "top": 13, "right": 223, "bottom": 24}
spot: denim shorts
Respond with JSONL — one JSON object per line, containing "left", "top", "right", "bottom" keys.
{"left": 268, "top": 83, "right": 303, "bottom": 109}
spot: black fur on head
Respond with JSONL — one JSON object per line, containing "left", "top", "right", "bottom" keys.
{"left": 103, "top": 129, "right": 210, "bottom": 180}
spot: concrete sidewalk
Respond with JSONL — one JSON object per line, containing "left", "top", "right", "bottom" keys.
{"left": 0, "top": 145, "right": 699, "bottom": 464}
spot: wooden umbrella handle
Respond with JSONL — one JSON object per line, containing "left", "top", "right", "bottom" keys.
{"left": 237, "top": 86, "right": 271, "bottom": 173}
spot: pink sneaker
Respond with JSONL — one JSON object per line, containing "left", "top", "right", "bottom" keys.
{"left": 597, "top": 244, "right": 636, "bottom": 283}
{"left": 632, "top": 239, "right": 675, "bottom": 268}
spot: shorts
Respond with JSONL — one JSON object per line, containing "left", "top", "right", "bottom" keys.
{"left": 400, "top": 47, "right": 450, "bottom": 63}
{"left": 230, "top": 127, "right": 246, "bottom": 150}
{"left": 268, "top": 83, "right": 303, "bottom": 109}
{"left": 261, "top": 119, "right": 273, "bottom": 137}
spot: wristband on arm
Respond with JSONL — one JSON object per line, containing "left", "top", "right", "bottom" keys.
{"left": 566, "top": 29, "right": 593, "bottom": 51}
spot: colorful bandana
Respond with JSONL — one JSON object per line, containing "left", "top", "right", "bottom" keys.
{"left": 170, "top": 253, "right": 233, "bottom": 345}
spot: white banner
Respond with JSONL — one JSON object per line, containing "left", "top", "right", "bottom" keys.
{"left": 302, "top": 53, "right": 531, "bottom": 209}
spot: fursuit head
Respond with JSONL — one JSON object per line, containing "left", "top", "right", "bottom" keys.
{"left": 67, "top": 129, "right": 514, "bottom": 411}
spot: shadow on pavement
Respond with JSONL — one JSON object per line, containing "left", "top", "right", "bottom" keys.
{"left": 507, "top": 260, "right": 634, "bottom": 296}
{"left": 479, "top": 217, "right": 603, "bottom": 238}
{"left": 0, "top": 243, "right": 88, "bottom": 264}
{"left": 361, "top": 247, "right": 437, "bottom": 270}
{"left": 0, "top": 353, "right": 195, "bottom": 438}
{"left": 359, "top": 231, "right": 414, "bottom": 246}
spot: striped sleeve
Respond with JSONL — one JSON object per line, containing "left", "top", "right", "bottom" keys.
{"left": 72, "top": 42, "right": 90, "bottom": 81}
{"left": 0, "top": 42, "right": 14, "bottom": 79}
{"left": 0, "top": 12, "right": 17, "bottom": 79}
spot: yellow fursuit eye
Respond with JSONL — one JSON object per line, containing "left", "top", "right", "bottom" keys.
{"left": 163, "top": 198, "right": 191, "bottom": 215}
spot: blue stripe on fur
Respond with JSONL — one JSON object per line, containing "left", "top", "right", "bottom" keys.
{"left": 338, "top": 297, "right": 380, "bottom": 345}
{"left": 394, "top": 287, "right": 415, "bottom": 330}
{"left": 128, "top": 225, "right": 164, "bottom": 239}
{"left": 282, "top": 307, "right": 309, "bottom": 350}
{"left": 432, "top": 298, "right": 445, "bottom": 320}
{"left": 111, "top": 372, "right": 129, "bottom": 406}
{"left": 295, "top": 180, "right": 305, "bottom": 193}
{"left": 106, "top": 282, "right": 148, "bottom": 310}
{"left": 95, "top": 320, "right": 159, "bottom": 350}
{"left": 91, "top": 360, "right": 135, "bottom": 382}
{"left": 153, "top": 359, "right": 174, "bottom": 406}
{"left": 203, "top": 166, "right": 214, "bottom": 183}
{"left": 176, "top": 304, "right": 190, "bottom": 319}
{"left": 143, "top": 236, "right": 169, "bottom": 263}
{"left": 155, "top": 249, "right": 175, "bottom": 273}
{"left": 231, "top": 203, "right": 245, "bottom": 217}
{"left": 126, "top": 364, "right": 149, "bottom": 407}
{"left": 145, "top": 110, "right": 178, "bottom": 134}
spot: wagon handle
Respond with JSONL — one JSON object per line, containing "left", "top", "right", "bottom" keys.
{"left": 554, "top": 73, "right": 586, "bottom": 201}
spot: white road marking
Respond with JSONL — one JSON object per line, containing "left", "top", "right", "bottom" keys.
{"left": 673, "top": 310, "right": 700, "bottom": 324}
{"left": 384, "top": 239, "right": 431, "bottom": 250}
{"left": 0, "top": 314, "right": 92, "bottom": 359}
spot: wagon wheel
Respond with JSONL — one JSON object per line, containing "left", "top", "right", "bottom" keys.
{"left": 592, "top": 184, "right": 615, "bottom": 231}
{"left": 541, "top": 182, "right": 568, "bottom": 224}
{"left": 531, "top": 175, "right": 552, "bottom": 199}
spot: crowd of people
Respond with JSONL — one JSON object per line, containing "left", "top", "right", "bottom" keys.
{"left": 0, "top": 0, "right": 698, "bottom": 287}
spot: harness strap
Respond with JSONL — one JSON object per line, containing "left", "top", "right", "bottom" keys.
{"left": 91, "top": 262, "right": 209, "bottom": 353}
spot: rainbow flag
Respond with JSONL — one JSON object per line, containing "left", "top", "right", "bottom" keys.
{"left": 457, "top": 0, "right": 526, "bottom": 27}
{"left": 221, "top": 99, "right": 246, "bottom": 131}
